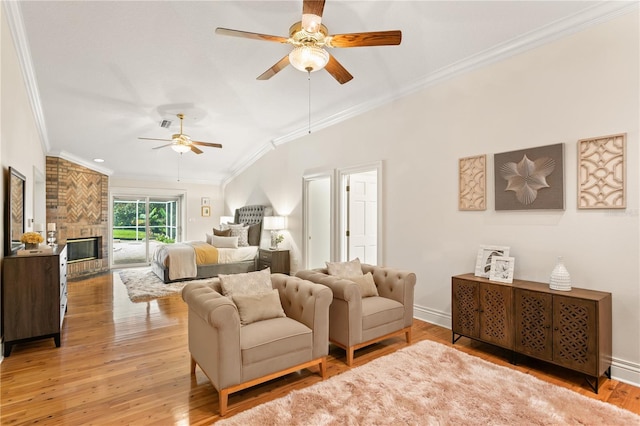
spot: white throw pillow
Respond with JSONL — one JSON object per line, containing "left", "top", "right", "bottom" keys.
{"left": 220, "top": 268, "right": 272, "bottom": 298}
{"left": 326, "top": 258, "right": 364, "bottom": 278}
{"left": 232, "top": 289, "right": 286, "bottom": 325}
{"left": 210, "top": 235, "right": 239, "bottom": 249}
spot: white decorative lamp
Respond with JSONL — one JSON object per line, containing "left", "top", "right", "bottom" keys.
{"left": 263, "top": 216, "right": 286, "bottom": 250}
{"left": 220, "top": 216, "right": 234, "bottom": 227}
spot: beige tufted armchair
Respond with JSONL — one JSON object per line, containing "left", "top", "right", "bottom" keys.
{"left": 182, "top": 273, "right": 332, "bottom": 415}
{"left": 296, "top": 264, "right": 416, "bottom": 366}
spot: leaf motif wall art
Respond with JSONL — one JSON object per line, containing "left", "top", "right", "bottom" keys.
{"left": 494, "top": 144, "right": 564, "bottom": 210}
{"left": 577, "top": 133, "right": 626, "bottom": 209}
{"left": 459, "top": 154, "right": 486, "bottom": 211}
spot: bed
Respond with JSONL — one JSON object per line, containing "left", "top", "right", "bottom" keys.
{"left": 151, "top": 205, "right": 266, "bottom": 283}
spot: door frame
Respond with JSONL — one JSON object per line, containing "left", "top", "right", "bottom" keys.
{"left": 338, "top": 161, "right": 383, "bottom": 264}
{"left": 109, "top": 187, "right": 186, "bottom": 268}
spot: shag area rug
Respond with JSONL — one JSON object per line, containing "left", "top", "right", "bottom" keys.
{"left": 115, "top": 268, "right": 218, "bottom": 302}
{"left": 219, "top": 340, "right": 640, "bottom": 426}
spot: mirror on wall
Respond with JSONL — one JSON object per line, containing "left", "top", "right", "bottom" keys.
{"left": 6, "top": 167, "right": 26, "bottom": 255}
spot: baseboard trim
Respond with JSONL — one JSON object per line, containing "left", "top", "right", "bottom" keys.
{"left": 413, "top": 304, "right": 640, "bottom": 388}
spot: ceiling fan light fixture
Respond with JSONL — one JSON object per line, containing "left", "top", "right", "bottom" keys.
{"left": 289, "top": 45, "right": 329, "bottom": 73}
{"left": 171, "top": 143, "right": 191, "bottom": 154}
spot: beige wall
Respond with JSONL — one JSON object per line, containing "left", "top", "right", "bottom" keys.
{"left": 225, "top": 12, "right": 640, "bottom": 384}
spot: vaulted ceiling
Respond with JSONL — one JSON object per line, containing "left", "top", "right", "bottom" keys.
{"left": 7, "top": 1, "right": 632, "bottom": 185}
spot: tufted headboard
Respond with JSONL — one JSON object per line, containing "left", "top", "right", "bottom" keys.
{"left": 234, "top": 205, "right": 266, "bottom": 246}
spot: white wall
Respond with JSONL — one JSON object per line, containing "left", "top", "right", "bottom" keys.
{"left": 225, "top": 12, "right": 640, "bottom": 384}
{"left": 109, "top": 177, "right": 224, "bottom": 242}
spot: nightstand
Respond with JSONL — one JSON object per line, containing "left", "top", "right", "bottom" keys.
{"left": 258, "top": 249, "right": 290, "bottom": 274}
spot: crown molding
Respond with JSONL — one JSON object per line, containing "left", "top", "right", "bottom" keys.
{"left": 2, "top": 1, "right": 50, "bottom": 153}
{"left": 226, "top": 1, "right": 638, "bottom": 185}
{"left": 55, "top": 151, "right": 114, "bottom": 176}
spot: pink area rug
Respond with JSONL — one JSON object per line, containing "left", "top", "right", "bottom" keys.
{"left": 218, "top": 340, "right": 639, "bottom": 425}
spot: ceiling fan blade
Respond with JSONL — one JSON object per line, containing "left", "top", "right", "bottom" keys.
{"left": 325, "top": 54, "right": 353, "bottom": 85}
{"left": 328, "top": 30, "right": 402, "bottom": 48}
{"left": 215, "top": 28, "right": 289, "bottom": 44}
{"left": 192, "top": 141, "right": 223, "bottom": 149}
{"left": 152, "top": 143, "right": 174, "bottom": 150}
{"left": 139, "top": 137, "right": 172, "bottom": 142}
{"left": 257, "top": 55, "right": 290, "bottom": 80}
{"left": 190, "top": 145, "right": 204, "bottom": 155}
{"left": 303, "top": 0, "right": 325, "bottom": 18}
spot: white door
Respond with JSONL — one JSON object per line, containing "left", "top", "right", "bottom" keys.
{"left": 347, "top": 171, "right": 377, "bottom": 264}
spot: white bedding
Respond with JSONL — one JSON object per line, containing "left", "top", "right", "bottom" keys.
{"left": 217, "top": 246, "right": 258, "bottom": 263}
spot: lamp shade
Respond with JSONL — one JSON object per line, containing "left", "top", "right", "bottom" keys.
{"left": 220, "top": 216, "right": 234, "bottom": 226}
{"left": 263, "top": 216, "right": 285, "bottom": 230}
{"left": 171, "top": 143, "right": 191, "bottom": 153}
{"left": 288, "top": 46, "right": 329, "bottom": 73}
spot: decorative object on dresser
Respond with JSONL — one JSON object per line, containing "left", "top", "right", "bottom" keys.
{"left": 2, "top": 245, "right": 68, "bottom": 356}
{"left": 20, "top": 231, "right": 44, "bottom": 250}
{"left": 549, "top": 256, "right": 572, "bottom": 291}
{"left": 494, "top": 143, "right": 564, "bottom": 210}
{"left": 216, "top": 340, "right": 640, "bottom": 426}
{"left": 258, "top": 248, "right": 290, "bottom": 274}
{"left": 577, "top": 133, "right": 626, "bottom": 209}
{"left": 47, "top": 222, "right": 57, "bottom": 246}
{"left": 474, "top": 245, "right": 509, "bottom": 278}
{"left": 488, "top": 255, "right": 515, "bottom": 283}
{"left": 6, "top": 167, "right": 26, "bottom": 255}
{"left": 451, "top": 273, "right": 612, "bottom": 393}
{"left": 458, "top": 154, "right": 486, "bottom": 211}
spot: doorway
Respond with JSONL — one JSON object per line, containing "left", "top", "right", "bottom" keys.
{"left": 302, "top": 162, "right": 381, "bottom": 268}
{"left": 111, "top": 195, "right": 181, "bottom": 267}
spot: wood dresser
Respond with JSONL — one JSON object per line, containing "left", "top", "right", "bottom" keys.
{"left": 451, "top": 273, "right": 612, "bottom": 393}
{"left": 2, "top": 245, "right": 67, "bottom": 356}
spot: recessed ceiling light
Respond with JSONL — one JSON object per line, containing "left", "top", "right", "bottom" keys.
{"left": 93, "top": 158, "right": 105, "bottom": 163}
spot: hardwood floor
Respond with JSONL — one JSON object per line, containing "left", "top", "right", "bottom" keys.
{"left": 1, "top": 271, "right": 639, "bottom": 424}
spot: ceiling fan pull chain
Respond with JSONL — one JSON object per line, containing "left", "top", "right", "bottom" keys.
{"left": 308, "top": 69, "right": 312, "bottom": 134}
{"left": 177, "top": 153, "right": 182, "bottom": 182}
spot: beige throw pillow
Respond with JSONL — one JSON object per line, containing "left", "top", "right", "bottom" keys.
{"left": 220, "top": 268, "right": 272, "bottom": 298}
{"left": 232, "top": 289, "right": 286, "bottom": 325}
{"left": 227, "top": 223, "right": 250, "bottom": 247}
{"left": 210, "top": 235, "right": 239, "bottom": 249}
{"left": 326, "top": 258, "right": 364, "bottom": 278}
{"left": 349, "top": 272, "right": 379, "bottom": 297}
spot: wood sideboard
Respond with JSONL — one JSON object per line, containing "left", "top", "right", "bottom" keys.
{"left": 2, "top": 245, "right": 68, "bottom": 356}
{"left": 451, "top": 273, "right": 612, "bottom": 393}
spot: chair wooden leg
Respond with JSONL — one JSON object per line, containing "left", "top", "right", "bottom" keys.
{"left": 319, "top": 357, "right": 327, "bottom": 379}
{"left": 346, "top": 347, "right": 354, "bottom": 367}
{"left": 405, "top": 327, "right": 412, "bottom": 344}
{"left": 219, "top": 389, "right": 229, "bottom": 416}
{"left": 190, "top": 356, "right": 196, "bottom": 375}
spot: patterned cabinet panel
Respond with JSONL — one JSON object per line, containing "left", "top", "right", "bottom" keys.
{"left": 553, "top": 296, "right": 598, "bottom": 375}
{"left": 515, "top": 289, "right": 553, "bottom": 360}
{"left": 451, "top": 278, "right": 480, "bottom": 339}
{"left": 479, "top": 283, "right": 513, "bottom": 349}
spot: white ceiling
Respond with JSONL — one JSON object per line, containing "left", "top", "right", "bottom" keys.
{"left": 7, "top": 1, "right": 632, "bottom": 185}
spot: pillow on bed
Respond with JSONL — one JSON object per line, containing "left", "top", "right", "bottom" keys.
{"left": 232, "top": 289, "right": 286, "bottom": 325}
{"left": 210, "top": 235, "right": 239, "bottom": 249}
{"left": 227, "top": 223, "right": 250, "bottom": 247}
{"left": 213, "top": 227, "right": 231, "bottom": 237}
{"left": 245, "top": 222, "right": 262, "bottom": 246}
{"left": 326, "top": 258, "right": 364, "bottom": 278}
{"left": 220, "top": 267, "right": 272, "bottom": 298}
{"left": 349, "top": 272, "right": 379, "bottom": 297}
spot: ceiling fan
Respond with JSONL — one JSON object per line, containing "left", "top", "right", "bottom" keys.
{"left": 139, "top": 113, "right": 223, "bottom": 154}
{"left": 215, "top": 0, "right": 402, "bottom": 84}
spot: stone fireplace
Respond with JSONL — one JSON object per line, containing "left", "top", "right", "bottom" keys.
{"left": 47, "top": 156, "right": 109, "bottom": 279}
